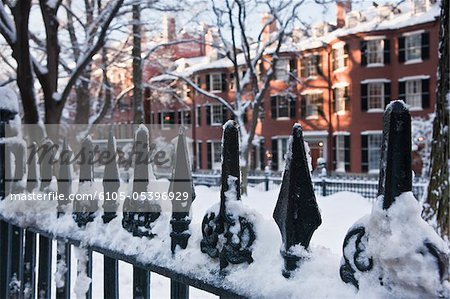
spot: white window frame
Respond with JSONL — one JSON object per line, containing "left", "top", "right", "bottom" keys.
{"left": 368, "top": 133, "right": 383, "bottom": 173}
{"left": 179, "top": 109, "right": 191, "bottom": 125}
{"left": 274, "top": 95, "right": 291, "bottom": 119}
{"left": 366, "top": 39, "right": 384, "bottom": 66}
{"left": 306, "top": 55, "right": 318, "bottom": 77}
{"left": 210, "top": 73, "right": 222, "bottom": 93}
{"left": 275, "top": 58, "right": 290, "bottom": 81}
{"left": 334, "top": 86, "right": 347, "bottom": 115}
{"left": 335, "top": 134, "right": 346, "bottom": 173}
{"left": 304, "top": 92, "right": 322, "bottom": 119}
{"left": 332, "top": 43, "right": 347, "bottom": 71}
{"left": 367, "top": 82, "right": 385, "bottom": 111}
{"left": 405, "top": 33, "right": 422, "bottom": 63}
{"left": 277, "top": 137, "right": 290, "bottom": 171}
{"left": 211, "top": 141, "right": 222, "bottom": 170}
{"left": 210, "top": 104, "right": 223, "bottom": 126}
{"left": 405, "top": 79, "right": 422, "bottom": 109}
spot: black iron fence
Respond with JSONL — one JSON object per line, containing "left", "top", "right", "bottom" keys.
{"left": 192, "top": 173, "right": 428, "bottom": 200}
{"left": 0, "top": 100, "right": 445, "bottom": 299}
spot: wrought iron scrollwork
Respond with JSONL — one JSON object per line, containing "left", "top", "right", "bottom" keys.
{"left": 200, "top": 121, "right": 256, "bottom": 270}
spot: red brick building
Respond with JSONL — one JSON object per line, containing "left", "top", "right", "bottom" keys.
{"left": 147, "top": 0, "right": 440, "bottom": 175}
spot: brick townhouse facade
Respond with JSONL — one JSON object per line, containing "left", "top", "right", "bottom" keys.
{"left": 146, "top": 0, "right": 440, "bottom": 175}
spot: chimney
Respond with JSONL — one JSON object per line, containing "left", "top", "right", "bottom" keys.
{"left": 336, "top": 1, "right": 352, "bottom": 28}
{"left": 205, "top": 27, "right": 219, "bottom": 60}
{"left": 262, "top": 12, "right": 278, "bottom": 42}
{"left": 163, "top": 15, "right": 176, "bottom": 42}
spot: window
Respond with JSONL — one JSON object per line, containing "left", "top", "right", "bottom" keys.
{"left": 161, "top": 111, "right": 175, "bottom": 129}
{"left": 405, "top": 79, "right": 422, "bottom": 108}
{"left": 229, "top": 73, "right": 235, "bottom": 91}
{"left": 366, "top": 40, "right": 383, "bottom": 64}
{"left": 306, "top": 94, "right": 322, "bottom": 118}
{"left": 405, "top": 34, "right": 422, "bottom": 61}
{"left": 271, "top": 95, "right": 295, "bottom": 119}
{"left": 195, "top": 75, "right": 201, "bottom": 90}
{"left": 278, "top": 138, "right": 289, "bottom": 170}
{"left": 178, "top": 110, "right": 191, "bottom": 125}
{"left": 399, "top": 32, "right": 429, "bottom": 63}
{"left": 335, "top": 135, "right": 346, "bottom": 172}
{"left": 211, "top": 74, "right": 222, "bottom": 92}
{"left": 275, "top": 59, "right": 290, "bottom": 81}
{"left": 368, "top": 134, "right": 382, "bottom": 172}
{"left": 212, "top": 141, "right": 222, "bottom": 169}
{"left": 301, "top": 93, "right": 323, "bottom": 118}
{"left": 368, "top": 83, "right": 384, "bottom": 110}
{"left": 332, "top": 45, "right": 349, "bottom": 70}
{"left": 334, "top": 87, "right": 348, "bottom": 114}
{"left": 413, "top": 0, "right": 427, "bottom": 14}
{"left": 196, "top": 106, "right": 202, "bottom": 127}
{"left": 211, "top": 104, "right": 223, "bottom": 125}
{"left": 301, "top": 55, "right": 320, "bottom": 77}
{"left": 399, "top": 78, "right": 429, "bottom": 109}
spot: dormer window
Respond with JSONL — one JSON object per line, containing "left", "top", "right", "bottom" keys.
{"left": 312, "top": 22, "right": 329, "bottom": 38}
{"left": 346, "top": 12, "right": 361, "bottom": 28}
{"left": 413, "top": 0, "right": 427, "bottom": 14}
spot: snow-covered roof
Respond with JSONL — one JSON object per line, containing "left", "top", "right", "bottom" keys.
{"left": 296, "top": 2, "right": 440, "bottom": 51}
{"left": 151, "top": 2, "right": 440, "bottom": 82}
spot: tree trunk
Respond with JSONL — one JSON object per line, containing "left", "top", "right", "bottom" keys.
{"left": 132, "top": 3, "right": 143, "bottom": 124}
{"left": 424, "top": 1, "right": 449, "bottom": 238}
{"left": 12, "top": 0, "right": 40, "bottom": 124}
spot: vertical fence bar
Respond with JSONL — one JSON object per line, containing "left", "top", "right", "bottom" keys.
{"left": 0, "top": 220, "right": 8, "bottom": 298}
{"left": 103, "top": 256, "right": 119, "bottom": 299}
{"left": 6, "top": 224, "right": 24, "bottom": 298}
{"left": 133, "top": 267, "right": 150, "bottom": 299}
{"left": 37, "top": 235, "right": 52, "bottom": 299}
{"left": 23, "top": 230, "right": 36, "bottom": 299}
{"left": 87, "top": 250, "right": 93, "bottom": 299}
{"left": 56, "top": 243, "right": 71, "bottom": 299}
{"left": 170, "top": 280, "right": 188, "bottom": 299}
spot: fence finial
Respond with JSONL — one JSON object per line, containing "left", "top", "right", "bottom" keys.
{"left": 122, "top": 125, "right": 161, "bottom": 238}
{"left": 73, "top": 137, "right": 98, "bottom": 227}
{"left": 57, "top": 138, "right": 72, "bottom": 216}
{"left": 39, "top": 138, "right": 55, "bottom": 191}
{"left": 169, "top": 127, "right": 195, "bottom": 253}
{"left": 377, "top": 100, "right": 412, "bottom": 209}
{"left": 201, "top": 120, "right": 256, "bottom": 270}
{"left": 27, "top": 142, "right": 39, "bottom": 192}
{"left": 102, "top": 129, "right": 120, "bottom": 223}
{"left": 273, "top": 124, "right": 322, "bottom": 278}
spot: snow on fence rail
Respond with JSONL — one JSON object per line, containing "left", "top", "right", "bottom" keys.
{"left": 0, "top": 95, "right": 448, "bottom": 299}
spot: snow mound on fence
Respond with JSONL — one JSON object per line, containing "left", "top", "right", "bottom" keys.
{"left": 0, "top": 87, "right": 19, "bottom": 113}
{"left": 348, "top": 192, "right": 450, "bottom": 298}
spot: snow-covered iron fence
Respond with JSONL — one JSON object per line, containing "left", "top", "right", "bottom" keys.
{"left": 192, "top": 173, "right": 428, "bottom": 200}
{"left": 0, "top": 92, "right": 447, "bottom": 299}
